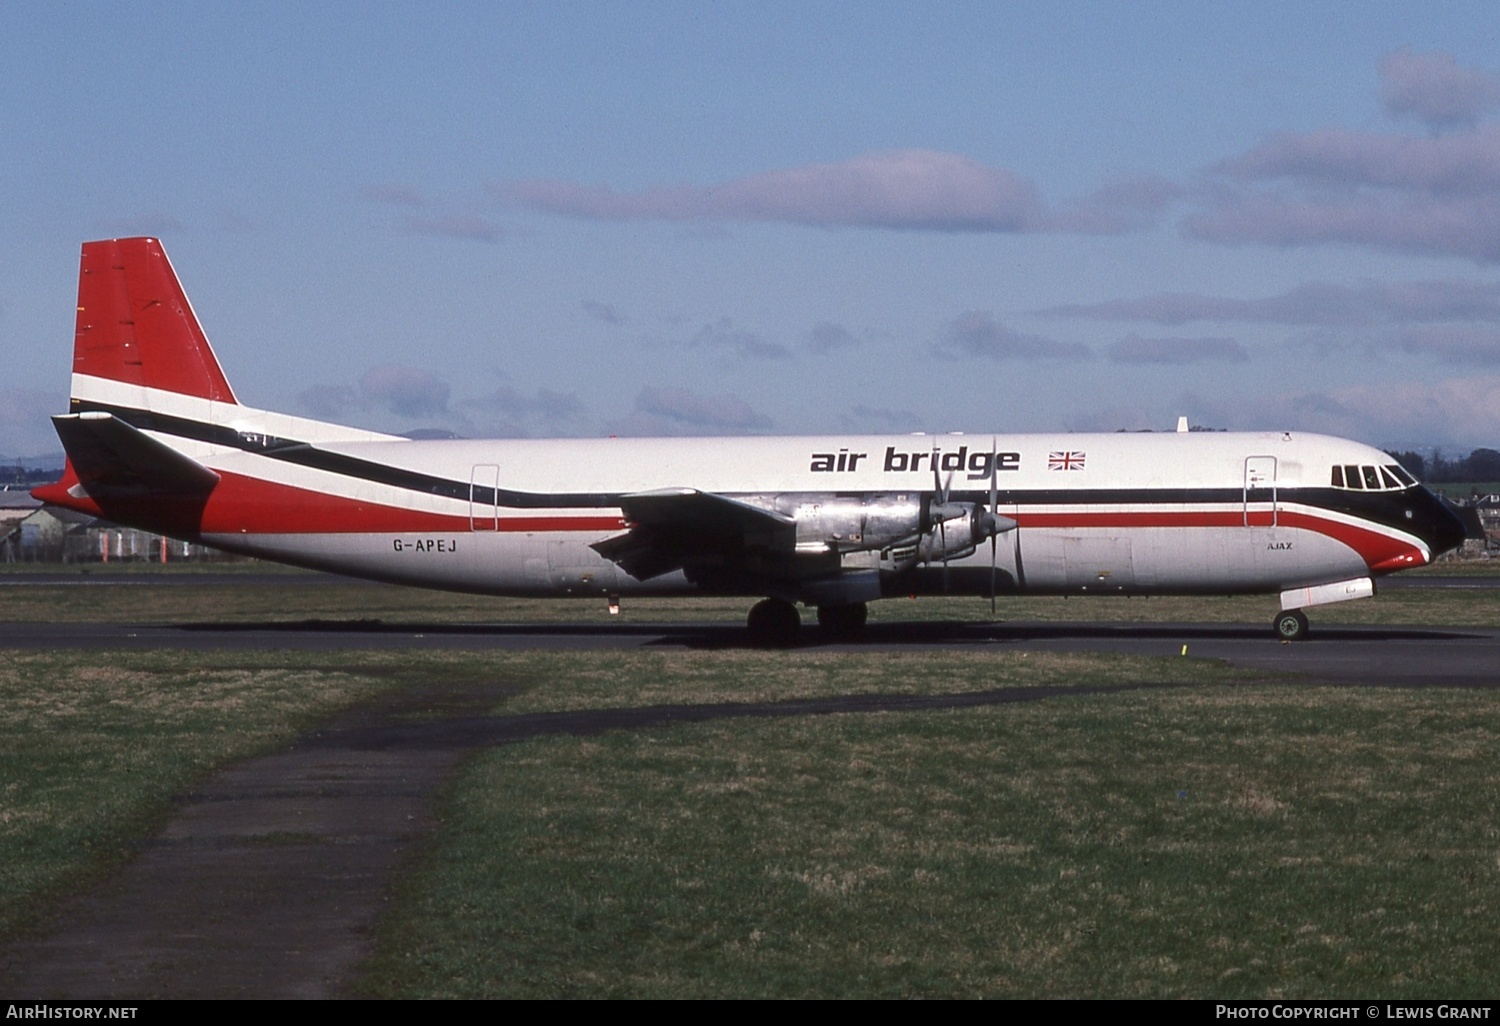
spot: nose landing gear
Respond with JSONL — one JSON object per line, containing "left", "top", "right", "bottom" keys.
{"left": 1274, "top": 608, "right": 1309, "bottom": 641}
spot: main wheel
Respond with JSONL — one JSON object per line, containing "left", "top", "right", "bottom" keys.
{"left": 1274, "top": 609, "right": 1309, "bottom": 641}
{"left": 816, "top": 602, "right": 869, "bottom": 639}
{"left": 747, "top": 597, "right": 802, "bottom": 647}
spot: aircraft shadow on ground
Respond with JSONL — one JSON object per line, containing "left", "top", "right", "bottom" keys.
{"left": 171, "top": 618, "right": 1477, "bottom": 647}
{"left": 294, "top": 680, "right": 1180, "bottom": 754}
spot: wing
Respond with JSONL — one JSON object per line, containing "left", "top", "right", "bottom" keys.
{"left": 591, "top": 488, "right": 795, "bottom": 581}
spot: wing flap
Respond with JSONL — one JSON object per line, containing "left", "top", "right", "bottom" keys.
{"left": 591, "top": 488, "right": 795, "bottom": 581}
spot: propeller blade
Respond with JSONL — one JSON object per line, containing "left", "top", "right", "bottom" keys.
{"left": 989, "top": 437, "right": 998, "bottom": 615}
{"left": 989, "top": 437, "right": 998, "bottom": 512}
{"left": 940, "top": 517, "right": 950, "bottom": 593}
{"left": 929, "top": 463, "right": 960, "bottom": 526}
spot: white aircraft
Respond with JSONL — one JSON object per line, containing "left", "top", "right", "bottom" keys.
{"left": 34, "top": 238, "right": 1469, "bottom": 643}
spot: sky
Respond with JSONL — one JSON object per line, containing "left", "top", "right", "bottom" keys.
{"left": 4, "top": 1, "right": 1500, "bottom": 460}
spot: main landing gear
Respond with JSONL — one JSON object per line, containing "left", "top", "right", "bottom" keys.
{"left": 817, "top": 602, "right": 868, "bottom": 640}
{"left": 746, "top": 598, "right": 802, "bottom": 647}
{"left": 1274, "top": 608, "right": 1309, "bottom": 641}
{"left": 745, "top": 599, "right": 871, "bottom": 646}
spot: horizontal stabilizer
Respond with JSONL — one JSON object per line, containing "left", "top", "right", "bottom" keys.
{"left": 52, "top": 411, "right": 220, "bottom": 497}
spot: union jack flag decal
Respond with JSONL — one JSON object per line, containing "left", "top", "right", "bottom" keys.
{"left": 1048, "top": 450, "right": 1086, "bottom": 471}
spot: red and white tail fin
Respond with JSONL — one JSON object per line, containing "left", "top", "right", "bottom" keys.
{"left": 37, "top": 237, "right": 399, "bottom": 524}
{"left": 73, "top": 237, "right": 239, "bottom": 406}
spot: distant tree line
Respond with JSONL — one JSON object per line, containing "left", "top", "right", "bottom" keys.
{"left": 1390, "top": 448, "right": 1500, "bottom": 484}
{"left": 5, "top": 465, "right": 60, "bottom": 488}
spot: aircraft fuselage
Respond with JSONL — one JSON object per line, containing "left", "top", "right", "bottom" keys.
{"left": 34, "top": 238, "right": 1470, "bottom": 641}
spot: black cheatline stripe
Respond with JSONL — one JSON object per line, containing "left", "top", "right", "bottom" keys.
{"left": 66, "top": 399, "right": 1429, "bottom": 536}
{"left": 70, "top": 400, "right": 620, "bottom": 510}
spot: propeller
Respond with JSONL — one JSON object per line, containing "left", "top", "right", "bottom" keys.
{"left": 972, "top": 439, "right": 1017, "bottom": 615}
{"left": 928, "top": 463, "right": 963, "bottom": 526}
{"left": 931, "top": 463, "right": 956, "bottom": 592}
{"left": 986, "top": 438, "right": 998, "bottom": 613}
{"left": 925, "top": 447, "right": 1015, "bottom": 602}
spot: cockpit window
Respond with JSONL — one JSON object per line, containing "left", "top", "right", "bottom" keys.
{"left": 1331, "top": 462, "right": 1416, "bottom": 492}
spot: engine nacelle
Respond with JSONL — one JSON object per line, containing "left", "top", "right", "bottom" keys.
{"left": 732, "top": 493, "right": 1016, "bottom": 571}
{"left": 770, "top": 493, "right": 928, "bottom": 552}
{"left": 917, "top": 509, "right": 982, "bottom": 563}
{"left": 916, "top": 505, "right": 1019, "bottom": 566}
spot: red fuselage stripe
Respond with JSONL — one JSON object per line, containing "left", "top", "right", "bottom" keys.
{"left": 187, "top": 473, "right": 1423, "bottom": 571}
{"left": 197, "top": 471, "right": 625, "bottom": 534}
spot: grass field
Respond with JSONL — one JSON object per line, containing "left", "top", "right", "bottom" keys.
{"left": 0, "top": 650, "right": 403, "bottom": 939}
{"left": 2, "top": 569, "right": 1499, "bottom": 997}
{"left": 360, "top": 684, "right": 1500, "bottom": 998}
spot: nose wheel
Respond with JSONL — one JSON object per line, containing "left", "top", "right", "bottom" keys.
{"left": 1274, "top": 609, "right": 1309, "bottom": 641}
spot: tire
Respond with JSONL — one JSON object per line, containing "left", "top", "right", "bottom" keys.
{"left": 816, "top": 602, "right": 869, "bottom": 639}
{"left": 747, "top": 598, "right": 802, "bottom": 647}
{"left": 1274, "top": 609, "right": 1309, "bottom": 641}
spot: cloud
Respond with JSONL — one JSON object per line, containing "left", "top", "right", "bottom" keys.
{"left": 1380, "top": 48, "right": 1500, "bottom": 130}
{"left": 1185, "top": 184, "right": 1500, "bottom": 264}
{"left": 1051, "top": 175, "right": 1185, "bottom": 233}
{"left": 581, "top": 300, "right": 624, "bottom": 325}
{"left": 1210, "top": 124, "right": 1500, "bottom": 194}
{"left": 1188, "top": 375, "right": 1500, "bottom": 449}
{"left": 686, "top": 318, "right": 790, "bottom": 359}
{"left": 932, "top": 311, "right": 1092, "bottom": 360}
{"left": 297, "top": 384, "right": 360, "bottom": 421}
{"left": 1063, "top": 405, "right": 1171, "bottom": 434}
{"left": 359, "top": 364, "right": 451, "bottom": 419}
{"left": 365, "top": 186, "right": 507, "bottom": 243}
{"left": 463, "top": 385, "right": 588, "bottom": 433}
{"left": 611, "top": 385, "right": 773, "bottom": 435}
{"left": 838, "top": 404, "right": 922, "bottom": 432}
{"left": 400, "top": 214, "right": 506, "bottom": 243}
{"left": 1044, "top": 279, "right": 1500, "bottom": 327}
{"left": 804, "top": 321, "right": 862, "bottom": 354}
{"left": 1183, "top": 53, "right": 1500, "bottom": 263}
{"left": 495, "top": 150, "right": 1171, "bottom": 235}
{"left": 1107, "top": 335, "right": 1247, "bottom": 364}
{"left": 1389, "top": 324, "right": 1500, "bottom": 365}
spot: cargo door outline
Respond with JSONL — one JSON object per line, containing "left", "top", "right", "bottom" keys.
{"left": 1243, "top": 456, "right": 1277, "bottom": 528}
{"left": 470, "top": 464, "right": 499, "bottom": 531}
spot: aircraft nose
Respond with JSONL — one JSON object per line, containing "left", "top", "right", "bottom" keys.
{"left": 1421, "top": 490, "right": 1476, "bottom": 560}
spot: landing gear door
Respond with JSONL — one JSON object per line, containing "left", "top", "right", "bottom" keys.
{"left": 1244, "top": 456, "right": 1277, "bottom": 527}
{"left": 470, "top": 464, "right": 499, "bottom": 531}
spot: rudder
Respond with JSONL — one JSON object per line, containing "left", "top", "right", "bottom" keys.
{"left": 74, "top": 237, "right": 238, "bottom": 404}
